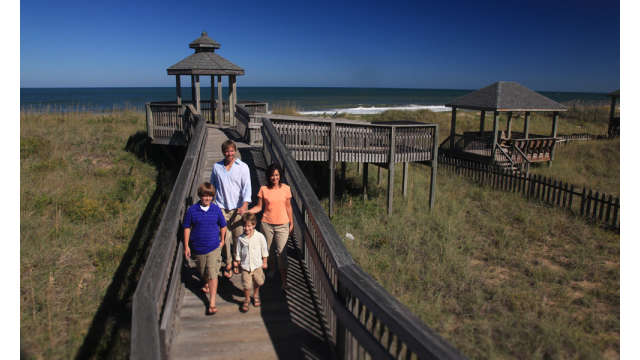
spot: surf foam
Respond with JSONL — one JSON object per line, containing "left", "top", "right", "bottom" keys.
{"left": 299, "top": 104, "right": 450, "bottom": 115}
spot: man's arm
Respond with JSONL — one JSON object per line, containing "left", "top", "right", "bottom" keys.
{"left": 238, "top": 164, "right": 252, "bottom": 214}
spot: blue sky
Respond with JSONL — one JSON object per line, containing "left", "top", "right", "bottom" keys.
{"left": 20, "top": 0, "right": 619, "bottom": 92}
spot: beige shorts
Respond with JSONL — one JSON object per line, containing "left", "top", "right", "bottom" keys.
{"left": 193, "top": 247, "right": 222, "bottom": 282}
{"left": 241, "top": 268, "right": 265, "bottom": 291}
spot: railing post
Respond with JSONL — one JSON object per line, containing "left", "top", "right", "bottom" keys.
{"left": 329, "top": 122, "right": 336, "bottom": 218}
{"left": 387, "top": 127, "right": 396, "bottom": 216}
{"left": 429, "top": 125, "right": 438, "bottom": 210}
{"left": 145, "top": 103, "right": 153, "bottom": 139}
{"left": 336, "top": 283, "right": 348, "bottom": 360}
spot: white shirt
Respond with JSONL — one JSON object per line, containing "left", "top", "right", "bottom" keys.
{"left": 234, "top": 230, "right": 268, "bottom": 272}
{"left": 210, "top": 159, "right": 252, "bottom": 210}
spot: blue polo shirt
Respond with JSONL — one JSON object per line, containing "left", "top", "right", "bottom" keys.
{"left": 183, "top": 203, "right": 227, "bottom": 255}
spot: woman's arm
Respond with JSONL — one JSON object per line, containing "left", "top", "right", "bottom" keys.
{"left": 247, "top": 197, "right": 263, "bottom": 214}
{"left": 285, "top": 199, "right": 294, "bottom": 233}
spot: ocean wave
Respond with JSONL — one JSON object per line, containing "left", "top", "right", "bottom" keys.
{"left": 299, "top": 104, "right": 450, "bottom": 115}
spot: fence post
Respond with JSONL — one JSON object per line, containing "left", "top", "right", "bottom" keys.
{"left": 387, "top": 127, "right": 396, "bottom": 216}
{"left": 329, "top": 122, "right": 336, "bottom": 218}
{"left": 145, "top": 103, "right": 154, "bottom": 139}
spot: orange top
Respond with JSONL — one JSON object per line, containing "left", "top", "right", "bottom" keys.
{"left": 258, "top": 184, "right": 292, "bottom": 225}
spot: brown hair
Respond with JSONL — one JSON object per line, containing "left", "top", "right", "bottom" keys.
{"left": 241, "top": 212, "right": 257, "bottom": 226}
{"left": 221, "top": 139, "right": 237, "bottom": 153}
{"left": 197, "top": 182, "right": 215, "bottom": 197}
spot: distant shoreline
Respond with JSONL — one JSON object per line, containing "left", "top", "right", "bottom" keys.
{"left": 20, "top": 87, "right": 611, "bottom": 113}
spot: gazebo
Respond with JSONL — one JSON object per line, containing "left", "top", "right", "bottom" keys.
{"left": 442, "top": 81, "right": 567, "bottom": 170}
{"left": 608, "top": 89, "right": 619, "bottom": 138}
{"left": 167, "top": 32, "right": 245, "bottom": 125}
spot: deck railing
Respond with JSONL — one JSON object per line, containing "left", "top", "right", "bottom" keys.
{"left": 261, "top": 118, "right": 464, "bottom": 359}
{"left": 146, "top": 101, "right": 269, "bottom": 144}
{"left": 131, "top": 106, "right": 209, "bottom": 359}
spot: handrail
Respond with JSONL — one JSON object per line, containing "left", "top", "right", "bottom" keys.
{"left": 494, "top": 143, "right": 515, "bottom": 169}
{"left": 131, "top": 110, "right": 208, "bottom": 359}
{"left": 512, "top": 145, "right": 531, "bottom": 174}
{"left": 261, "top": 118, "right": 465, "bottom": 359}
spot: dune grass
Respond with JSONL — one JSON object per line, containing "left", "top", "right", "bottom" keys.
{"left": 319, "top": 105, "right": 618, "bottom": 358}
{"left": 328, "top": 162, "right": 619, "bottom": 359}
{"left": 20, "top": 110, "right": 163, "bottom": 359}
{"left": 528, "top": 138, "right": 619, "bottom": 196}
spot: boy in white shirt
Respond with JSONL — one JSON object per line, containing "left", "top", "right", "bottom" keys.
{"left": 234, "top": 213, "right": 268, "bottom": 312}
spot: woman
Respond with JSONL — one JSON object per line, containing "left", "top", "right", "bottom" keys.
{"left": 248, "top": 163, "right": 293, "bottom": 289}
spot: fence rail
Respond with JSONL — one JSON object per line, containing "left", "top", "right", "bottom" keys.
{"left": 262, "top": 118, "right": 464, "bottom": 359}
{"left": 438, "top": 154, "right": 620, "bottom": 230}
{"left": 131, "top": 108, "right": 208, "bottom": 359}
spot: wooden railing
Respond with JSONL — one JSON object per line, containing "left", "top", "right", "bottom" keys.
{"left": 131, "top": 107, "right": 209, "bottom": 359}
{"left": 509, "top": 137, "right": 557, "bottom": 162}
{"left": 261, "top": 118, "right": 464, "bottom": 359}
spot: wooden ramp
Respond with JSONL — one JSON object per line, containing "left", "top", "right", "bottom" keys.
{"left": 170, "top": 126, "right": 333, "bottom": 360}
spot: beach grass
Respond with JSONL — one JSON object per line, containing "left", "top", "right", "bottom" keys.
{"left": 271, "top": 101, "right": 302, "bottom": 115}
{"left": 314, "top": 104, "right": 618, "bottom": 358}
{"left": 326, "top": 162, "right": 619, "bottom": 359}
{"left": 20, "top": 110, "right": 175, "bottom": 359}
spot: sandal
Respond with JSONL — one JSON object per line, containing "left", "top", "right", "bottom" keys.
{"left": 241, "top": 300, "right": 250, "bottom": 312}
{"left": 233, "top": 265, "right": 239, "bottom": 274}
{"left": 206, "top": 304, "right": 218, "bottom": 315}
{"left": 253, "top": 297, "right": 261, "bottom": 307}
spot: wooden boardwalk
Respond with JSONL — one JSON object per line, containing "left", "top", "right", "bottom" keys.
{"left": 169, "top": 126, "right": 333, "bottom": 360}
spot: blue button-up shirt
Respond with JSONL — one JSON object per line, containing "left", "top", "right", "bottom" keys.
{"left": 210, "top": 158, "right": 252, "bottom": 210}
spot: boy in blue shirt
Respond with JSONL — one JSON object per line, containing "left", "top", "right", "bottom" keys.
{"left": 183, "top": 182, "right": 228, "bottom": 315}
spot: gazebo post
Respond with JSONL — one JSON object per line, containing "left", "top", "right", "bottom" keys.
{"left": 491, "top": 111, "right": 499, "bottom": 159}
{"left": 175, "top": 76, "right": 182, "bottom": 106}
{"left": 228, "top": 75, "right": 237, "bottom": 125}
{"left": 506, "top": 112, "right": 513, "bottom": 138}
{"left": 402, "top": 162, "right": 409, "bottom": 198}
{"left": 194, "top": 75, "right": 201, "bottom": 114}
{"left": 217, "top": 75, "right": 223, "bottom": 125}
{"left": 362, "top": 163, "right": 368, "bottom": 201}
{"left": 449, "top": 106, "right": 457, "bottom": 150}
{"left": 190, "top": 75, "right": 196, "bottom": 108}
{"left": 210, "top": 75, "right": 216, "bottom": 123}
{"left": 523, "top": 111, "right": 530, "bottom": 139}
{"left": 550, "top": 111, "right": 559, "bottom": 162}
{"left": 479, "top": 110, "right": 485, "bottom": 137}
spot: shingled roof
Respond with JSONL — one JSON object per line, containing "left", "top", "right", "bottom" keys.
{"left": 445, "top": 81, "right": 566, "bottom": 112}
{"left": 167, "top": 32, "right": 245, "bottom": 76}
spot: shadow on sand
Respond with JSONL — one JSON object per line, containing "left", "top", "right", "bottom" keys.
{"left": 73, "top": 132, "right": 185, "bottom": 359}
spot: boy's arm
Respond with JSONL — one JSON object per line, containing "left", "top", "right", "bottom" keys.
{"left": 260, "top": 234, "right": 269, "bottom": 269}
{"left": 219, "top": 226, "right": 226, "bottom": 249}
{"left": 183, "top": 228, "right": 191, "bottom": 259}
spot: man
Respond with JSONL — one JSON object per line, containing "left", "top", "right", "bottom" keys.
{"left": 210, "top": 139, "right": 251, "bottom": 278}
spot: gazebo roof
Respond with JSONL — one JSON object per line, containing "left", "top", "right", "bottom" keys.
{"left": 167, "top": 32, "right": 245, "bottom": 76}
{"left": 445, "top": 81, "right": 566, "bottom": 112}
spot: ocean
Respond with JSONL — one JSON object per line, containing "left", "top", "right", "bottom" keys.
{"left": 20, "top": 87, "right": 611, "bottom": 115}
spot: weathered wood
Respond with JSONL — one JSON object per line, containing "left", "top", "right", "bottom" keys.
{"left": 175, "top": 76, "right": 182, "bottom": 106}
{"left": 387, "top": 127, "right": 396, "bottom": 216}
{"left": 506, "top": 111, "right": 513, "bottom": 138}
{"left": 146, "top": 103, "right": 154, "bottom": 139}
{"left": 449, "top": 107, "right": 457, "bottom": 149}
{"left": 217, "top": 76, "right": 223, "bottom": 125}
{"left": 429, "top": 127, "right": 439, "bottom": 210}
{"left": 194, "top": 75, "right": 201, "bottom": 113}
{"left": 479, "top": 110, "right": 485, "bottom": 137}
{"left": 363, "top": 162, "right": 369, "bottom": 200}
{"left": 550, "top": 112, "right": 559, "bottom": 161}
{"left": 524, "top": 111, "right": 530, "bottom": 139}
{"left": 402, "top": 162, "right": 409, "bottom": 198}
{"left": 329, "top": 122, "right": 336, "bottom": 218}
{"left": 491, "top": 112, "right": 499, "bottom": 160}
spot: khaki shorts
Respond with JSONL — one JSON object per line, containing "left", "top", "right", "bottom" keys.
{"left": 261, "top": 222, "right": 289, "bottom": 270}
{"left": 241, "top": 268, "right": 265, "bottom": 291}
{"left": 193, "top": 247, "right": 222, "bottom": 282}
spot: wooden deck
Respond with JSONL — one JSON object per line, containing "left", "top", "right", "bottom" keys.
{"left": 169, "top": 126, "right": 333, "bottom": 359}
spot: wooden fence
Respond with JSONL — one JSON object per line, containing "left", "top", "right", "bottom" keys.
{"left": 262, "top": 118, "right": 464, "bottom": 360}
{"left": 438, "top": 154, "right": 620, "bottom": 230}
